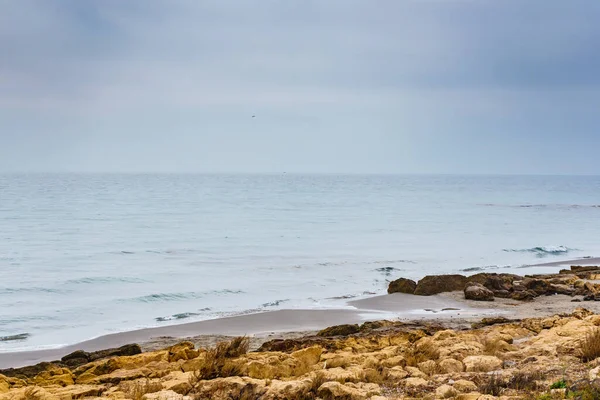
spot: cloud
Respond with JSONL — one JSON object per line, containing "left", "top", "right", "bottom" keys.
{"left": 0, "top": 0, "right": 599, "bottom": 173}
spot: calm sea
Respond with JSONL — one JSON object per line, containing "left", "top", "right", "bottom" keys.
{"left": 1, "top": 174, "right": 599, "bottom": 352}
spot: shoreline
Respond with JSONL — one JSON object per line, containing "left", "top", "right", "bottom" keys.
{"left": 1, "top": 256, "right": 598, "bottom": 369}
{"left": 0, "top": 293, "right": 486, "bottom": 369}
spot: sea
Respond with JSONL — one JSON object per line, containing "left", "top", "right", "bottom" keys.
{"left": 1, "top": 173, "right": 599, "bottom": 353}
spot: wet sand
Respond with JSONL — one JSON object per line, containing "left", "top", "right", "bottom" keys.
{"left": 527, "top": 256, "right": 600, "bottom": 267}
{"left": 0, "top": 293, "right": 484, "bottom": 369}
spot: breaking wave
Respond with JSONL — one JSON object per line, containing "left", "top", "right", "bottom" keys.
{"left": 0, "top": 333, "right": 30, "bottom": 342}
{"left": 503, "top": 246, "right": 572, "bottom": 256}
{"left": 122, "top": 290, "right": 244, "bottom": 303}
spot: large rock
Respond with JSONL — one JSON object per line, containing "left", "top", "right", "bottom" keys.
{"left": 317, "top": 324, "right": 359, "bottom": 337}
{"left": 387, "top": 278, "right": 417, "bottom": 294}
{"left": 511, "top": 289, "right": 537, "bottom": 301}
{"left": 523, "top": 278, "right": 552, "bottom": 295}
{"left": 464, "top": 283, "right": 494, "bottom": 301}
{"left": 414, "top": 275, "right": 468, "bottom": 296}
{"left": 317, "top": 381, "right": 369, "bottom": 400}
{"left": 462, "top": 355, "right": 503, "bottom": 372}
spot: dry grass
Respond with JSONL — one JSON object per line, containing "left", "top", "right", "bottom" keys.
{"left": 480, "top": 337, "right": 506, "bottom": 357}
{"left": 404, "top": 341, "right": 440, "bottom": 367}
{"left": 23, "top": 388, "right": 42, "bottom": 400}
{"left": 361, "top": 367, "right": 387, "bottom": 384}
{"left": 119, "top": 379, "right": 163, "bottom": 400}
{"left": 188, "top": 337, "right": 250, "bottom": 390}
{"left": 579, "top": 328, "right": 600, "bottom": 362}
{"left": 477, "top": 370, "right": 545, "bottom": 396}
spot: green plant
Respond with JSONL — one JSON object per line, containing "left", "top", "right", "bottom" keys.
{"left": 550, "top": 379, "right": 567, "bottom": 389}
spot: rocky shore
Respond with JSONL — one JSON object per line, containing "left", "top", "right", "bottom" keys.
{"left": 3, "top": 266, "right": 600, "bottom": 399}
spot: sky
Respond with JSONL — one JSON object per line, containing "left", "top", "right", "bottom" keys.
{"left": 1, "top": 0, "right": 599, "bottom": 174}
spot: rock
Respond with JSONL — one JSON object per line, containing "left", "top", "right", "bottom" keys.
{"left": 492, "top": 289, "right": 511, "bottom": 298}
{"left": 404, "top": 377, "right": 428, "bottom": 388}
{"left": 464, "top": 283, "right": 495, "bottom": 301}
{"left": 453, "top": 379, "right": 478, "bottom": 393}
{"left": 511, "top": 290, "right": 537, "bottom": 301}
{"left": 317, "top": 324, "right": 360, "bottom": 337}
{"left": 317, "top": 381, "right": 367, "bottom": 400}
{"left": 414, "top": 275, "right": 468, "bottom": 296}
{"left": 462, "top": 355, "right": 503, "bottom": 372}
{"left": 0, "top": 375, "right": 8, "bottom": 393}
{"left": 405, "top": 366, "right": 427, "bottom": 379}
{"left": 436, "top": 384, "right": 458, "bottom": 399}
{"left": 167, "top": 342, "right": 197, "bottom": 362}
{"left": 438, "top": 358, "right": 464, "bottom": 373}
{"left": 455, "top": 394, "right": 482, "bottom": 400}
{"left": 523, "top": 278, "right": 552, "bottom": 295}
{"left": 471, "top": 317, "right": 515, "bottom": 329}
{"left": 388, "top": 278, "right": 417, "bottom": 294}
{"left": 417, "top": 360, "right": 438, "bottom": 375}
{"left": 142, "top": 389, "right": 186, "bottom": 400}
{"left": 32, "top": 365, "right": 74, "bottom": 387}
{"left": 291, "top": 346, "right": 322, "bottom": 366}
{"left": 589, "top": 366, "right": 600, "bottom": 381}
{"left": 549, "top": 284, "right": 576, "bottom": 296}
{"left": 386, "top": 366, "right": 408, "bottom": 380}
{"left": 0, "top": 362, "right": 60, "bottom": 380}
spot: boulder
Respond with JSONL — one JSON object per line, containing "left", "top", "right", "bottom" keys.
{"left": 464, "top": 283, "right": 494, "bottom": 301}
{"left": 404, "top": 377, "right": 428, "bottom": 388}
{"left": 452, "top": 380, "right": 478, "bottom": 393}
{"left": 462, "top": 355, "right": 503, "bottom": 372}
{"left": 438, "top": 358, "right": 464, "bottom": 373}
{"left": 387, "top": 278, "right": 417, "bottom": 294}
{"left": 0, "top": 375, "right": 8, "bottom": 393}
{"left": 317, "top": 381, "right": 368, "bottom": 400}
{"left": 317, "top": 324, "right": 359, "bottom": 337}
{"left": 414, "top": 275, "right": 468, "bottom": 296}
{"left": 511, "top": 289, "right": 537, "bottom": 301}
{"left": 523, "top": 278, "right": 552, "bottom": 295}
{"left": 436, "top": 384, "right": 458, "bottom": 399}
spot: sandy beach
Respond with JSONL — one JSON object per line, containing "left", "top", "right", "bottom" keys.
{"left": 0, "top": 292, "right": 487, "bottom": 369}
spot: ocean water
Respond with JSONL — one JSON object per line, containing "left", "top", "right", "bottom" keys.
{"left": 1, "top": 174, "right": 599, "bottom": 352}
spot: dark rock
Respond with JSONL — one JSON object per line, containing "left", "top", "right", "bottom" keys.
{"left": 523, "top": 278, "right": 552, "bottom": 295}
{"left": 511, "top": 290, "right": 537, "bottom": 301}
{"left": 317, "top": 324, "right": 360, "bottom": 337}
{"left": 0, "top": 362, "right": 59, "bottom": 379}
{"left": 464, "top": 282, "right": 494, "bottom": 301}
{"left": 471, "top": 317, "right": 517, "bottom": 329}
{"left": 493, "top": 289, "right": 511, "bottom": 298}
{"left": 88, "top": 343, "right": 142, "bottom": 362}
{"left": 572, "top": 298, "right": 583, "bottom": 302}
{"left": 414, "top": 274, "right": 468, "bottom": 296}
{"left": 583, "top": 294, "right": 600, "bottom": 301}
{"left": 549, "top": 284, "right": 576, "bottom": 296}
{"left": 387, "top": 278, "right": 417, "bottom": 294}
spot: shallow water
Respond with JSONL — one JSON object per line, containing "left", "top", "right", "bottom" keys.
{"left": 1, "top": 173, "right": 599, "bottom": 351}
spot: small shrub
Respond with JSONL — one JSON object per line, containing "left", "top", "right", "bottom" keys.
{"left": 480, "top": 337, "right": 505, "bottom": 356}
{"left": 120, "top": 379, "right": 163, "bottom": 400}
{"left": 404, "top": 341, "right": 440, "bottom": 367}
{"left": 550, "top": 379, "right": 567, "bottom": 389}
{"left": 579, "top": 328, "right": 600, "bottom": 362}
{"left": 23, "top": 388, "right": 42, "bottom": 400}
{"left": 362, "top": 367, "right": 386, "bottom": 384}
{"left": 188, "top": 337, "right": 249, "bottom": 390}
{"left": 478, "top": 373, "right": 505, "bottom": 396}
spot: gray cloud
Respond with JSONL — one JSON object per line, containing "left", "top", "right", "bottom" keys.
{"left": 1, "top": 0, "right": 599, "bottom": 173}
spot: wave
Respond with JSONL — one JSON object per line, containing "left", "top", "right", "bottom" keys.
{"left": 261, "top": 299, "right": 289, "bottom": 307}
{"left": 121, "top": 289, "right": 244, "bottom": 303}
{"left": 461, "top": 265, "right": 500, "bottom": 272}
{"left": 503, "top": 246, "right": 573, "bottom": 256}
{"left": 482, "top": 203, "right": 600, "bottom": 209}
{"left": 0, "top": 287, "right": 68, "bottom": 295}
{"left": 64, "top": 276, "right": 148, "bottom": 285}
{"left": 0, "top": 333, "right": 30, "bottom": 342}
{"left": 375, "top": 266, "right": 405, "bottom": 276}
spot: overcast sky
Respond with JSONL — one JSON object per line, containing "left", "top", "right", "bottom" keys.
{"left": 1, "top": 0, "right": 599, "bottom": 174}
